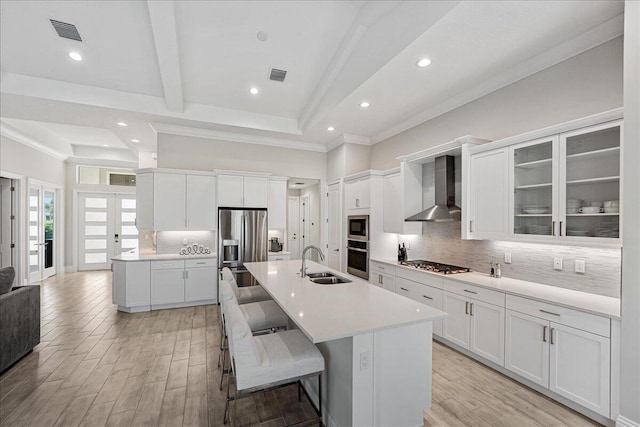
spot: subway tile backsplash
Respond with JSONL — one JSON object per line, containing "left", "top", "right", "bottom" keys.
{"left": 398, "top": 222, "right": 621, "bottom": 298}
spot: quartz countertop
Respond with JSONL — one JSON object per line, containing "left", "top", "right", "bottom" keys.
{"left": 244, "top": 260, "right": 447, "bottom": 343}
{"left": 371, "top": 258, "right": 620, "bottom": 319}
{"left": 112, "top": 251, "right": 217, "bottom": 262}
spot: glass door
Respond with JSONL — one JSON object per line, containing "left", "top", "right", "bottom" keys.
{"left": 28, "top": 186, "right": 42, "bottom": 282}
{"left": 512, "top": 137, "right": 557, "bottom": 238}
{"left": 560, "top": 122, "right": 621, "bottom": 240}
{"left": 29, "top": 185, "right": 57, "bottom": 282}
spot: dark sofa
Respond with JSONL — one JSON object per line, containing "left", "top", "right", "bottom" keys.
{"left": 0, "top": 268, "right": 40, "bottom": 373}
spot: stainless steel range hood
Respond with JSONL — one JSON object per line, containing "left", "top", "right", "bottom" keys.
{"left": 405, "top": 155, "right": 461, "bottom": 222}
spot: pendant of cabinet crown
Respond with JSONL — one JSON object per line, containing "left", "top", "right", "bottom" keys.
{"left": 464, "top": 109, "right": 622, "bottom": 245}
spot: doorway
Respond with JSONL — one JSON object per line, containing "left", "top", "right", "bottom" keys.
{"left": 327, "top": 181, "right": 342, "bottom": 271}
{"left": 287, "top": 178, "right": 321, "bottom": 262}
{"left": 287, "top": 196, "right": 300, "bottom": 259}
{"left": 29, "top": 184, "right": 58, "bottom": 282}
{"left": 78, "top": 192, "right": 137, "bottom": 271}
{"left": 0, "top": 178, "right": 15, "bottom": 269}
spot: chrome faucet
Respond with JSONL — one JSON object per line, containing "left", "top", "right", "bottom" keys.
{"left": 300, "top": 245, "right": 325, "bottom": 278}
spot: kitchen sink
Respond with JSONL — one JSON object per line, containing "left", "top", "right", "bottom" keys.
{"left": 306, "top": 272, "right": 352, "bottom": 284}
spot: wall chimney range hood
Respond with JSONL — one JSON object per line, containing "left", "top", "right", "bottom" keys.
{"left": 405, "top": 155, "right": 461, "bottom": 222}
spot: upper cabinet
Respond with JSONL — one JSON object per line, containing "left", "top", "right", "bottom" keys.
{"left": 267, "top": 178, "right": 287, "bottom": 229}
{"left": 217, "top": 174, "right": 268, "bottom": 208}
{"left": 383, "top": 163, "right": 422, "bottom": 235}
{"left": 136, "top": 169, "right": 216, "bottom": 232}
{"left": 464, "top": 110, "right": 622, "bottom": 245}
{"left": 345, "top": 176, "right": 370, "bottom": 210}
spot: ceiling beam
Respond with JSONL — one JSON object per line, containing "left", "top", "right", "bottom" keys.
{"left": 146, "top": 0, "right": 185, "bottom": 113}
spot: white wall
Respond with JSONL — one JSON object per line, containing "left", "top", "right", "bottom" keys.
{"left": 327, "top": 143, "right": 372, "bottom": 182}
{"left": 370, "top": 37, "right": 624, "bottom": 170}
{"left": 1, "top": 135, "right": 66, "bottom": 185}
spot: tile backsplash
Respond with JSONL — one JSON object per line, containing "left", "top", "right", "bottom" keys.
{"left": 398, "top": 222, "right": 621, "bottom": 298}
{"left": 155, "top": 231, "right": 217, "bottom": 255}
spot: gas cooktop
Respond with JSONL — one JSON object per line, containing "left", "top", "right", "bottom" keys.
{"left": 399, "top": 260, "right": 471, "bottom": 275}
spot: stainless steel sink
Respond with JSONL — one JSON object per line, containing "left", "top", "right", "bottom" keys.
{"left": 307, "top": 272, "right": 352, "bottom": 285}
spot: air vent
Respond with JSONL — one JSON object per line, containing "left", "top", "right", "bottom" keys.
{"left": 50, "top": 19, "right": 82, "bottom": 42}
{"left": 269, "top": 68, "right": 287, "bottom": 82}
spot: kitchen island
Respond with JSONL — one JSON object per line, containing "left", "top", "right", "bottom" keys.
{"left": 245, "top": 260, "right": 447, "bottom": 427}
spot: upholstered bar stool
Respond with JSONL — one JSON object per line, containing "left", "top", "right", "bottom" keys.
{"left": 221, "top": 267, "right": 270, "bottom": 304}
{"left": 218, "top": 279, "right": 290, "bottom": 389}
{"left": 224, "top": 300, "right": 324, "bottom": 426}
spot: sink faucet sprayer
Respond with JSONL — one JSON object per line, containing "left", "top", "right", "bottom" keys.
{"left": 300, "top": 245, "right": 325, "bottom": 278}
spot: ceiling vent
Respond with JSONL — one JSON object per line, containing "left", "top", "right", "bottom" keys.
{"left": 50, "top": 19, "right": 82, "bottom": 42}
{"left": 269, "top": 68, "right": 287, "bottom": 82}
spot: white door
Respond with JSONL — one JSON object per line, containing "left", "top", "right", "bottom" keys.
{"left": 469, "top": 300, "right": 505, "bottom": 366}
{"left": 0, "top": 178, "right": 13, "bottom": 268}
{"left": 78, "top": 193, "right": 137, "bottom": 271}
{"left": 505, "top": 310, "right": 550, "bottom": 387}
{"left": 549, "top": 323, "right": 610, "bottom": 416}
{"left": 287, "top": 196, "right": 300, "bottom": 259}
{"left": 29, "top": 185, "right": 57, "bottom": 282}
{"left": 327, "top": 183, "right": 341, "bottom": 271}
{"left": 300, "top": 195, "right": 310, "bottom": 252}
{"left": 442, "top": 292, "right": 470, "bottom": 349}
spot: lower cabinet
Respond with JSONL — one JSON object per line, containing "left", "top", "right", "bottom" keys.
{"left": 371, "top": 271, "right": 395, "bottom": 291}
{"left": 150, "top": 259, "right": 217, "bottom": 306}
{"left": 151, "top": 268, "right": 184, "bottom": 305}
{"left": 112, "top": 260, "right": 151, "bottom": 309}
{"left": 268, "top": 253, "right": 291, "bottom": 261}
{"left": 394, "top": 276, "right": 444, "bottom": 336}
{"left": 185, "top": 267, "right": 217, "bottom": 302}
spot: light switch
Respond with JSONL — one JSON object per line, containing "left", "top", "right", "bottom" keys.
{"left": 504, "top": 252, "right": 512, "bottom": 264}
{"left": 575, "top": 260, "right": 586, "bottom": 274}
{"left": 183, "top": 238, "right": 188, "bottom": 245}
{"left": 554, "top": 257, "right": 563, "bottom": 271}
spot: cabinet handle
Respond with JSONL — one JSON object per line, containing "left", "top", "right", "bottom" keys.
{"left": 196, "top": 262, "right": 206, "bottom": 265}
{"left": 400, "top": 287, "right": 409, "bottom": 292}
{"left": 559, "top": 221, "right": 563, "bottom": 236}
{"left": 470, "top": 220, "right": 474, "bottom": 232}
{"left": 552, "top": 221, "right": 556, "bottom": 236}
{"left": 463, "top": 289, "right": 477, "bottom": 294}
{"left": 356, "top": 198, "right": 360, "bottom": 208}
{"left": 422, "top": 295, "right": 433, "bottom": 300}
{"left": 470, "top": 303, "right": 474, "bottom": 316}
{"left": 550, "top": 327, "right": 556, "bottom": 345}
{"left": 539, "top": 309, "right": 560, "bottom": 317}
{"left": 465, "top": 301, "right": 469, "bottom": 315}
{"left": 542, "top": 325, "right": 547, "bottom": 342}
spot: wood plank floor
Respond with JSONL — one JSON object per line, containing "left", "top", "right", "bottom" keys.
{"left": 0, "top": 271, "right": 600, "bottom": 427}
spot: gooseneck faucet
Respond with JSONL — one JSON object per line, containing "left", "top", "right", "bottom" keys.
{"left": 300, "top": 245, "right": 325, "bottom": 278}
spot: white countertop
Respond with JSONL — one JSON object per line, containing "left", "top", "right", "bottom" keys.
{"left": 244, "top": 260, "right": 447, "bottom": 343}
{"left": 372, "top": 258, "right": 620, "bottom": 319}
{"left": 112, "top": 251, "right": 217, "bottom": 262}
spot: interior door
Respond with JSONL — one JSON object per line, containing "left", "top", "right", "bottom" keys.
{"left": 327, "top": 183, "right": 341, "bottom": 270}
{"left": 287, "top": 196, "right": 300, "bottom": 259}
{"left": 0, "top": 178, "right": 13, "bottom": 269}
{"left": 300, "top": 194, "right": 310, "bottom": 254}
{"left": 29, "top": 185, "right": 57, "bottom": 282}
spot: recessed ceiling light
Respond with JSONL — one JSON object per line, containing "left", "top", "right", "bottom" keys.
{"left": 103, "top": 144, "right": 109, "bottom": 147}
{"left": 257, "top": 31, "right": 268, "bottom": 42}
{"left": 68, "top": 51, "right": 82, "bottom": 61}
{"left": 131, "top": 139, "right": 140, "bottom": 143}
{"left": 117, "top": 122, "right": 128, "bottom": 127}
{"left": 249, "top": 87, "right": 260, "bottom": 95}
{"left": 327, "top": 126, "right": 335, "bottom": 132}
{"left": 416, "top": 58, "right": 432, "bottom": 68}
{"left": 360, "top": 101, "right": 370, "bottom": 108}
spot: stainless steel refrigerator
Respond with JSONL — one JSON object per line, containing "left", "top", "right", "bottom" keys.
{"left": 218, "top": 208, "right": 268, "bottom": 293}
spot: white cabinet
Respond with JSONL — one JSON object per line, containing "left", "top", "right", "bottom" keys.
{"left": 112, "top": 261, "right": 150, "bottom": 309}
{"left": 150, "top": 259, "right": 218, "bottom": 306}
{"left": 345, "top": 177, "right": 370, "bottom": 210}
{"left": 268, "top": 252, "right": 291, "bottom": 261}
{"left": 267, "top": 179, "right": 287, "bottom": 229}
{"left": 505, "top": 295, "right": 611, "bottom": 417}
{"left": 151, "top": 265, "right": 184, "bottom": 305}
{"left": 371, "top": 271, "right": 395, "bottom": 291}
{"left": 136, "top": 169, "right": 216, "bottom": 232}
{"left": 466, "top": 148, "right": 510, "bottom": 240}
{"left": 218, "top": 174, "right": 268, "bottom": 208}
{"left": 442, "top": 292, "right": 471, "bottom": 348}
{"left": 383, "top": 163, "right": 422, "bottom": 234}
{"left": 185, "top": 259, "right": 217, "bottom": 302}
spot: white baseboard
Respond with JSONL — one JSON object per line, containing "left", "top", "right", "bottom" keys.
{"left": 617, "top": 415, "right": 640, "bottom": 427}
{"left": 64, "top": 266, "right": 77, "bottom": 273}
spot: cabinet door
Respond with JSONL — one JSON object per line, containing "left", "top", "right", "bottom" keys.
{"left": 135, "top": 173, "right": 154, "bottom": 232}
{"left": 185, "top": 267, "right": 217, "bottom": 302}
{"left": 268, "top": 253, "right": 290, "bottom": 261}
{"left": 505, "top": 310, "right": 549, "bottom": 387}
{"left": 218, "top": 175, "right": 244, "bottom": 207}
{"left": 268, "top": 180, "right": 287, "bottom": 229}
{"left": 549, "top": 323, "right": 610, "bottom": 417}
{"left": 443, "top": 292, "right": 470, "bottom": 348}
{"left": 125, "top": 262, "right": 151, "bottom": 307}
{"left": 358, "top": 178, "right": 370, "bottom": 208}
{"left": 186, "top": 175, "right": 216, "bottom": 230}
{"left": 243, "top": 177, "right": 268, "bottom": 208}
{"left": 154, "top": 173, "right": 186, "bottom": 230}
{"left": 383, "top": 173, "right": 401, "bottom": 233}
{"left": 468, "top": 149, "right": 509, "bottom": 239}
{"left": 371, "top": 272, "right": 395, "bottom": 291}
{"left": 345, "top": 181, "right": 358, "bottom": 210}
{"left": 470, "top": 300, "right": 505, "bottom": 366}
{"left": 151, "top": 269, "right": 184, "bottom": 305}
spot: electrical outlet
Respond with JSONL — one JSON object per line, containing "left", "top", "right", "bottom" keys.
{"left": 183, "top": 238, "right": 188, "bottom": 245}
{"left": 554, "top": 257, "right": 563, "bottom": 271}
{"left": 575, "top": 260, "right": 586, "bottom": 274}
{"left": 359, "top": 351, "right": 369, "bottom": 371}
{"left": 504, "top": 252, "right": 512, "bottom": 264}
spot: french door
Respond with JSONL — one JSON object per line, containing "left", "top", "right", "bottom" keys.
{"left": 29, "top": 185, "right": 57, "bottom": 282}
{"left": 78, "top": 193, "right": 137, "bottom": 271}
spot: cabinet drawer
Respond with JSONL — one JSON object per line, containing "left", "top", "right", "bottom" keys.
{"left": 268, "top": 254, "right": 291, "bottom": 261}
{"left": 444, "top": 279, "right": 505, "bottom": 307}
{"left": 185, "top": 258, "right": 217, "bottom": 268}
{"left": 151, "top": 260, "right": 186, "bottom": 270}
{"left": 370, "top": 261, "right": 395, "bottom": 275}
{"left": 506, "top": 294, "right": 610, "bottom": 337}
{"left": 396, "top": 267, "right": 444, "bottom": 289}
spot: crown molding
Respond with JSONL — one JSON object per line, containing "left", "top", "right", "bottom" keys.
{"left": 150, "top": 123, "right": 327, "bottom": 153}
{"left": 0, "top": 121, "right": 68, "bottom": 161}
{"left": 325, "top": 133, "right": 371, "bottom": 151}
{"left": 370, "top": 14, "right": 624, "bottom": 145}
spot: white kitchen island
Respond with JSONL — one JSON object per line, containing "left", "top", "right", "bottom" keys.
{"left": 245, "top": 260, "right": 447, "bottom": 427}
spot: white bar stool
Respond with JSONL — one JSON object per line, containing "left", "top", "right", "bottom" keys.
{"left": 221, "top": 267, "right": 270, "bottom": 304}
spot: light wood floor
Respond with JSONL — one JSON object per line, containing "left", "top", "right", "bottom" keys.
{"left": 0, "top": 271, "right": 600, "bottom": 427}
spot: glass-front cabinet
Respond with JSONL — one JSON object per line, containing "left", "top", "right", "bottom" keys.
{"left": 509, "top": 120, "right": 622, "bottom": 243}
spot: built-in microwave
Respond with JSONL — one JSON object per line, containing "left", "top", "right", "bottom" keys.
{"left": 347, "top": 215, "right": 369, "bottom": 241}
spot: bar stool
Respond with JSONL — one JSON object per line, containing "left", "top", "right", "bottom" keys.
{"left": 224, "top": 300, "right": 324, "bottom": 426}
{"left": 221, "top": 267, "right": 271, "bottom": 304}
{"left": 218, "top": 280, "right": 289, "bottom": 389}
